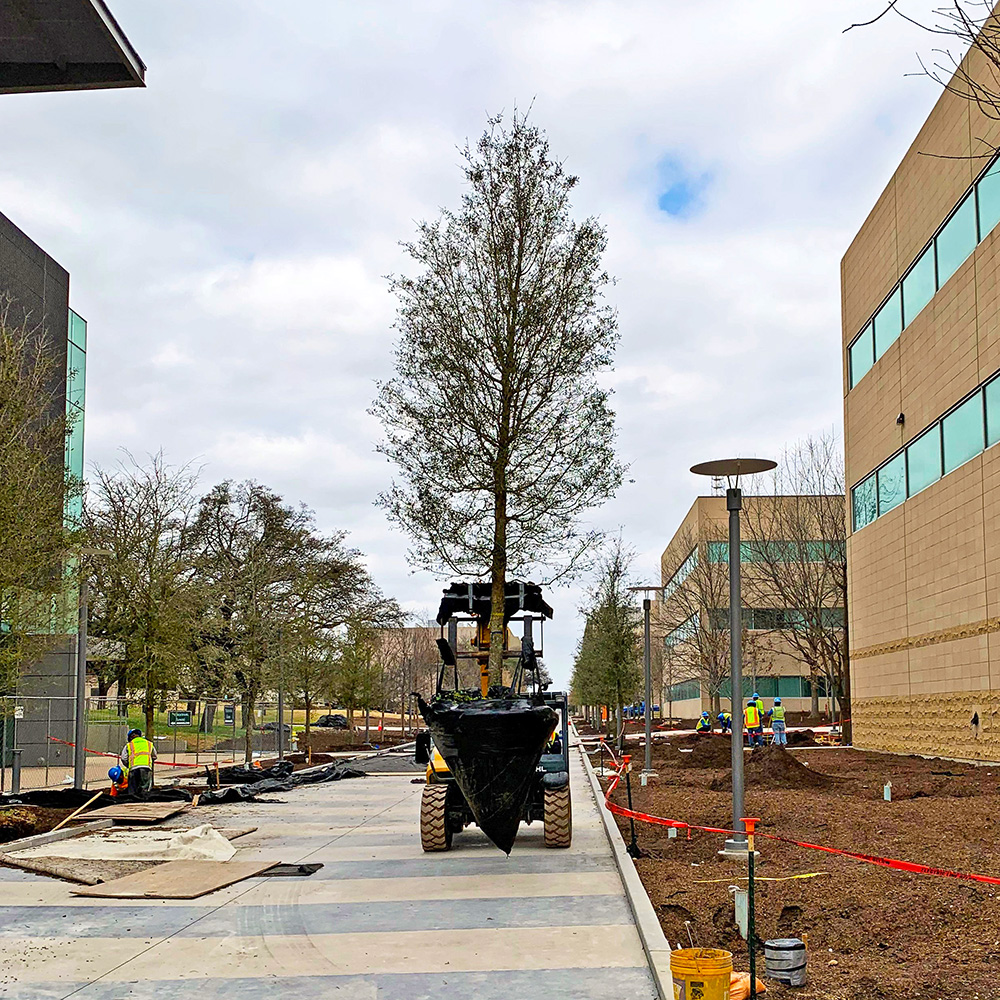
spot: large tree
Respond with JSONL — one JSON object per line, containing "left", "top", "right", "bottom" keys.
{"left": 373, "top": 112, "right": 624, "bottom": 684}
{"left": 0, "top": 296, "right": 82, "bottom": 693}
{"left": 85, "top": 453, "right": 208, "bottom": 737}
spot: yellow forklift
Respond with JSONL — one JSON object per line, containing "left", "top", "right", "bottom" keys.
{"left": 415, "top": 581, "right": 572, "bottom": 854}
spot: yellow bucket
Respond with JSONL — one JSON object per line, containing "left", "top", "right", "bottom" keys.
{"left": 670, "top": 947, "right": 732, "bottom": 1000}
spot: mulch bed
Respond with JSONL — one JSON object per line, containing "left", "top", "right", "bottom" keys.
{"left": 591, "top": 742, "right": 1000, "bottom": 999}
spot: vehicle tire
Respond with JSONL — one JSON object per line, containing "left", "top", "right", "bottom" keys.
{"left": 543, "top": 785, "right": 572, "bottom": 848}
{"left": 420, "top": 782, "right": 452, "bottom": 852}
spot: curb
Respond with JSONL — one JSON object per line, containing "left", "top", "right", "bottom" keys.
{"left": 576, "top": 732, "right": 672, "bottom": 1000}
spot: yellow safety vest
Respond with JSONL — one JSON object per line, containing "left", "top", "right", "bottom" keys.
{"left": 745, "top": 705, "right": 760, "bottom": 728}
{"left": 696, "top": 718, "right": 711, "bottom": 731}
{"left": 128, "top": 738, "right": 154, "bottom": 769}
{"left": 772, "top": 705, "right": 785, "bottom": 722}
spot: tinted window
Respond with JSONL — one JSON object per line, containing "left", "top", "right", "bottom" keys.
{"left": 942, "top": 391, "right": 985, "bottom": 473}
{"left": 877, "top": 451, "right": 906, "bottom": 515}
{"left": 849, "top": 324, "right": 874, "bottom": 387}
{"left": 987, "top": 376, "right": 1000, "bottom": 447}
{"left": 902, "top": 245, "right": 936, "bottom": 326}
{"left": 852, "top": 475, "right": 877, "bottom": 531}
{"left": 936, "top": 193, "right": 977, "bottom": 286}
{"left": 906, "top": 426, "right": 942, "bottom": 496}
{"left": 978, "top": 158, "right": 1000, "bottom": 240}
{"left": 873, "top": 287, "right": 902, "bottom": 358}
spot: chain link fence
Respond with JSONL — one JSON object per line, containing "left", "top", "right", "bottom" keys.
{"left": 1, "top": 695, "right": 415, "bottom": 792}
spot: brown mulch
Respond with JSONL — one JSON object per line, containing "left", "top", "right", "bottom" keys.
{"left": 600, "top": 746, "right": 1000, "bottom": 1000}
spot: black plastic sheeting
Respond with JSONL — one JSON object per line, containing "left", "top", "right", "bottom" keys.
{"left": 418, "top": 696, "right": 556, "bottom": 855}
{"left": 197, "top": 761, "right": 366, "bottom": 803}
{"left": 214, "top": 760, "right": 294, "bottom": 785}
{"left": 0, "top": 787, "right": 192, "bottom": 809}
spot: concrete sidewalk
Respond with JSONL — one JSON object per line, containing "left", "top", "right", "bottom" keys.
{"left": 0, "top": 745, "right": 658, "bottom": 999}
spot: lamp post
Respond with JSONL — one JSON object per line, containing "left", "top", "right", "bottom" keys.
{"left": 74, "top": 548, "right": 113, "bottom": 790}
{"left": 690, "top": 458, "right": 775, "bottom": 852}
{"left": 629, "top": 585, "right": 663, "bottom": 780}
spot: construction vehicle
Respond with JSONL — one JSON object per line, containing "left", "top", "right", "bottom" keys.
{"left": 415, "top": 581, "right": 572, "bottom": 854}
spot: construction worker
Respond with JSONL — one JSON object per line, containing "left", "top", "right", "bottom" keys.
{"left": 752, "top": 691, "right": 765, "bottom": 716}
{"left": 744, "top": 699, "right": 764, "bottom": 747}
{"left": 769, "top": 697, "right": 787, "bottom": 745}
{"left": 107, "top": 765, "right": 127, "bottom": 798}
{"left": 120, "top": 728, "right": 157, "bottom": 800}
{"left": 695, "top": 711, "right": 712, "bottom": 734}
{"left": 717, "top": 711, "right": 732, "bottom": 734}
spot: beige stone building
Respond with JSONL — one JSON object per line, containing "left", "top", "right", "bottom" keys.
{"left": 843, "top": 44, "right": 1000, "bottom": 759}
{"left": 658, "top": 496, "right": 843, "bottom": 724}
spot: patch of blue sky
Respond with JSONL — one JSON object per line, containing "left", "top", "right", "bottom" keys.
{"left": 656, "top": 156, "right": 712, "bottom": 218}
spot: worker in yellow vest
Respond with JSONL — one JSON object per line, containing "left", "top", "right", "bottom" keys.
{"left": 768, "top": 698, "right": 787, "bottom": 746}
{"left": 695, "top": 712, "right": 712, "bottom": 734}
{"left": 744, "top": 699, "right": 764, "bottom": 747}
{"left": 120, "top": 728, "right": 157, "bottom": 800}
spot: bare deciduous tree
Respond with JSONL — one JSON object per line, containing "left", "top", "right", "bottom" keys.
{"left": 373, "top": 112, "right": 624, "bottom": 685}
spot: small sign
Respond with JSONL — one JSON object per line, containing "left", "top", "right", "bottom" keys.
{"left": 168, "top": 710, "right": 192, "bottom": 727}
{"left": 223, "top": 705, "right": 235, "bottom": 726}
{"left": 13, "top": 705, "right": 23, "bottom": 720}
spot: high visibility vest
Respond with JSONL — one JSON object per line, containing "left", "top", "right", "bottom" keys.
{"left": 128, "top": 738, "right": 154, "bottom": 769}
{"left": 696, "top": 718, "right": 711, "bottom": 732}
{"left": 772, "top": 705, "right": 785, "bottom": 722}
{"left": 720, "top": 713, "right": 732, "bottom": 722}
{"left": 745, "top": 705, "right": 760, "bottom": 728}
{"left": 755, "top": 698, "right": 765, "bottom": 715}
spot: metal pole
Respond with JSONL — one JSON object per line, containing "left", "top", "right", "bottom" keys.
{"left": 643, "top": 599, "right": 652, "bottom": 775}
{"left": 1, "top": 702, "right": 6, "bottom": 793}
{"left": 725, "top": 487, "right": 747, "bottom": 851}
{"left": 74, "top": 579, "right": 89, "bottom": 790}
{"left": 11, "top": 749, "right": 21, "bottom": 794}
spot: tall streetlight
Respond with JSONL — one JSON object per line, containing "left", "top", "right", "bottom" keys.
{"left": 690, "top": 457, "right": 775, "bottom": 852}
{"left": 629, "top": 585, "right": 663, "bottom": 779}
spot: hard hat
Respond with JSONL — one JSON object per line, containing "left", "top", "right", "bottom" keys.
{"left": 747, "top": 698, "right": 756, "bottom": 705}
{"left": 127, "top": 728, "right": 142, "bottom": 740}
{"left": 717, "top": 713, "right": 725, "bottom": 720}
{"left": 701, "top": 711, "right": 709, "bottom": 718}
{"left": 108, "top": 766, "right": 123, "bottom": 783}
{"left": 752, "top": 691, "right": 760, "bottom": 699}
{"left": 774, "top": 697, "right": 782, "bottom": 705}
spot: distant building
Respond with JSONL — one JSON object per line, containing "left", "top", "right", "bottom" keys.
{"left": 843, "top": 40, "right": 1000, "bottom": 759}
{"left": 658, "top": 496, "right": 845, "bottom": 724}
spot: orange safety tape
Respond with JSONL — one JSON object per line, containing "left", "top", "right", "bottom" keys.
{"left": 602, "top": 759, "right": 1000, "bottom": 888}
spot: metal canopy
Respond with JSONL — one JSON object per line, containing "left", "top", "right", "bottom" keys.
{"left": 690, "top": 457, "right": 777, "bottom": 478}
{"left": 0, "top": 0, "right": 144, "bottom": 94}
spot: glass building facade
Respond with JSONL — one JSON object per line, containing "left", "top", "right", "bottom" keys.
{"left": 65, "top": 308, "right": 86, "bottom": 525}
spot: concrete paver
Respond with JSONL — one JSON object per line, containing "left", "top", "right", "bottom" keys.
{"left": 0, "top": 743, "right": 658, "bottom": 999}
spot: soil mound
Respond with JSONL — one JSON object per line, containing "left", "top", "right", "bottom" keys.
{"left": 787, "top": 729, "right": 820, "bottom": 747}
{"left": 0, "top": 806, "right": 71, "bottom": 844}
{"left": 679, "top": 736, "right": 734, "bottom": 768}
{"left": 710, "top": 745, "right": 834, "bottom": 790}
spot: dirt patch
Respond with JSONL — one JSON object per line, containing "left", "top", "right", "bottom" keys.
{"left": 0, "top": 806, "right": 73, "bottom": 844}
{"left": 609, "top": 747, "right": 1000, "bottom": 1000}
{"left": 787, "top": 729, "right": 820, "bottom": 747}
{"left": 679, "top": 737, "right": 735, "bottom": 769}
{"left": 710, "top": 746, "right": 835, "bottom": 791}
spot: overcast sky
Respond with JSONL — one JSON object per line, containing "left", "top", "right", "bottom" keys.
{"left": 0, "top": 1, "right": 956, "bottom": 687}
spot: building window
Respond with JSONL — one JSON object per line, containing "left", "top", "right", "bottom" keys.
{"left": 847, "top": 150, "right": 1000, "bottom": 391}
{"left": 852, "top": 370, "right": 1000, "bottom": 531}
{"left": 873, "top": 287, "right": 903, "bottom": 359}
{"left": 936, "top": 193, "right": 978, "bottom": 287}
{"left": 901, "top": 245, "right": 936, "bottom": 327}
{"left": 906, "top": 426, "right": 942, "bottom": 496}
{"left": 852, "top": 474, "right": 877, "bottom": 531}
{"left": 665, "top": 613, "right": 699, "bottom": 648}
{"left": 849, "top": 323, "right": 874, "bottom": 388}
{"left": 942, "top": 390, "right": 985, "bottom": 474}
{"left": 666, "top": 680, "right": 700, "bottom": 702}
{"left": 877, "top": 451, "right": 906, "bottom": 515}
{"left": 663, "top": 548, "right": 697, "bottom": 599}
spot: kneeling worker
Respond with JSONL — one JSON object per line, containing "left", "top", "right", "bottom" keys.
{"left": 744, "top": 699, "right": 764, "bottom": 747}
{"left": 120, "top": 728, "right": 157, "bottom": 800}
{"left": 695, "top": 711, "right": 712, "bottom": 734}
{"left": 717, "top": 711, "right": 732, "bottom": 734}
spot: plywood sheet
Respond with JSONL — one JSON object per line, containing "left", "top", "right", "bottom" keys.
{"left": 84, "top": 802, "right": 190, "bottom": 823}
{"left": 71, "top": 859, "right": 274, "bottom": 898}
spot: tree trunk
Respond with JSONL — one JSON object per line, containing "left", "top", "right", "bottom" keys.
{"left": 364, "top": 706, "right": 370, "bottom": 742}
{"left": 488, "top": 478, "right": 508, "bottom": 690}
{"left": 243, "top": 687, "right": 258, "bottom": 765}
{"left": 810, "top": 672, "right": 820, "bottom": 718}
{"left": 144, "top": 693, "right": 155, "bottom": 748}
{"left": 240, "top": 692, "right": 251, "bottom": 730}
{"left": 199, "top": 701, "right": 216, "bottom": 734}
{"left": 839, "top": 654, "right": 852, "bottom": 744}
{"left": 304, "top": 695, "right": 312, "bottom": 738}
